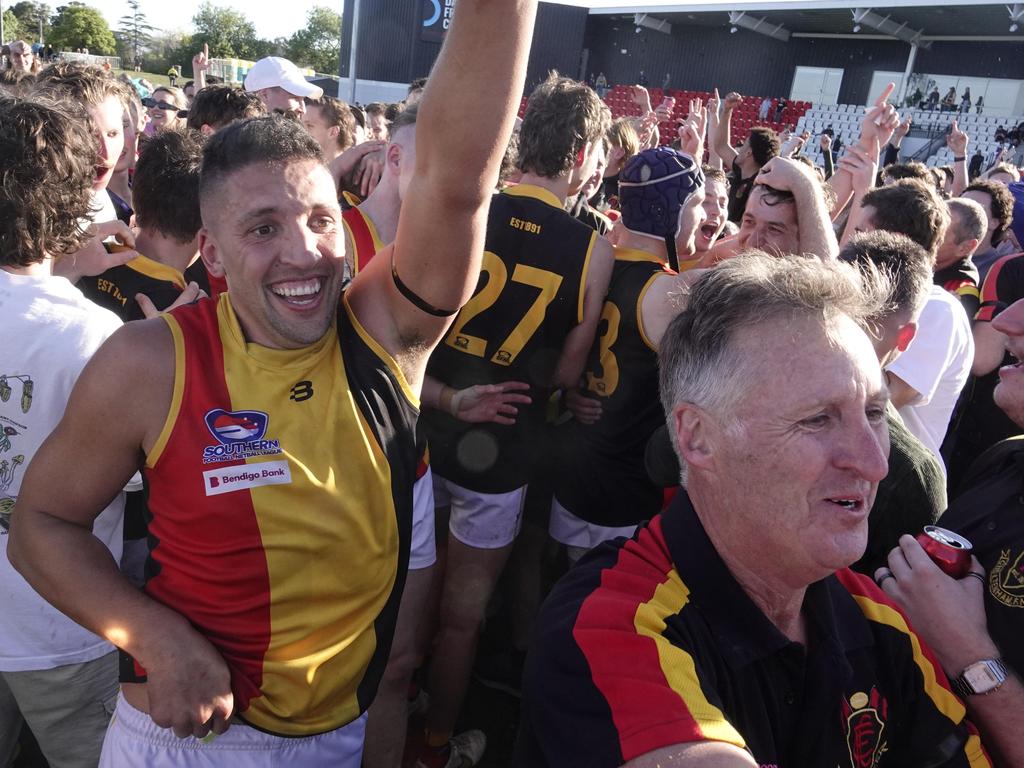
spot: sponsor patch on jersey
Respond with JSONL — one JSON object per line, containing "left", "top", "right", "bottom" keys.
{"left": 202, "top": 408, "right": 283, "bottom": 464}
{"left": 203, "top": 460, "right": 292, "bottom": 496}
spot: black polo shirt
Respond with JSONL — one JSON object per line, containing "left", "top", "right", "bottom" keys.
{"left": 516, "top": 491, "right": 990, "bottom": 768}
{"left": 939, "top": 436, "right": 1024, "bottom": 677}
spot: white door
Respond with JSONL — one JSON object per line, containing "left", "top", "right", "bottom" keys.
{"left": 791, "top": 67, "right": 845, "bottom": 105}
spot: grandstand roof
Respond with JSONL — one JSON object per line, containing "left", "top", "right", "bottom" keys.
{"left": 563, "top": 0, "right": 1024, "bottom": 39}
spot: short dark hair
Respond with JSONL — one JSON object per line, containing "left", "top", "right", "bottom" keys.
{"left": 348, "top": 104, "right": 366, "bottom": 130}
{"left": 861, "top": 179, "right": 950, "bottom": 255}
{"left": 306, "top": 95, "right": 356, "bottom": 150}
{"left": 384, "top": 102, "right": 402, "bottom": 122}
{"left": 365, "top": 102, "right": 387, "bottom": 117}
{"left": 391, "top": 102, "right": 418, "bottom": 134}
{"left": 517, "top": 74, "right": 610, "bottom": 178}
{"left": 753, "top": 183, "right": 795, "bottom": 208}
{"left": 408, "top": 77, "right": 427, "bottom": 96}
{"left": 0, "top": 94, "right": 96, "bottom": 267}
{"left": 883, "top": 161, "right": 931, "bottom": 183}
{"left": 965, "top": 180, "right": 1015, "bottom": 245}
{"left": 747, "top": 127, "right": 779, "bottom": 168}
{"left": 200, "top": 115, "right": 323, "bottom": 209}
{"left": 133, "top": 129, "right": 205, "bottom": 244}
{"left": 839, "top": 231, "right": 932, "bottom": 320}
{"left": 187, "top": 85, "right": 266, "bottom": 132}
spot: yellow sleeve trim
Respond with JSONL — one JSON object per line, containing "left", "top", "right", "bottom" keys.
{"left": 578, "top": 231, "right": 597, "bottom": 325}
{"left": 851, "top": 595, "right": 967, "bottom": 723}
{"left": 633, "top": 573, "right": 747, "bottom": 748}
{"left": 342, "top": 295, "right": 420, "bottom": 408}
{"left": 146, "top": 316, "right": 186, "bottom": 468}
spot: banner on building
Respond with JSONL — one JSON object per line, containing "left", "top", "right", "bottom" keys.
{"left": 422, "top": 0, "right": 455, "bottom": 42}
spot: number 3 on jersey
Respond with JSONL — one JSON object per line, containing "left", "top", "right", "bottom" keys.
{"left": 445, "top": 251, "right": 563, "bottom": 366}
{"left": 585, "top": 301, "right": 621, "bottom": 397}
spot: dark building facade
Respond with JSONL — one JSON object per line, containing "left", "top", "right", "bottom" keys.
{"left": 340, "top": 0, "right": 1024, "bottom": 105}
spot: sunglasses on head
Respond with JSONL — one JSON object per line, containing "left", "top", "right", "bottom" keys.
{"left": 142, "top": 98, "right": 179, "bottom": 111}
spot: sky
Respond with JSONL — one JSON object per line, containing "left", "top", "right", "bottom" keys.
{"left": 86, "top": 0, "right": 333, "bottom": 40}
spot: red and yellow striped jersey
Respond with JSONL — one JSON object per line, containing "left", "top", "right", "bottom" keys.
{"left": 130, "top": 293, "right": 419, "bottom": 736}
{"left": 342, "top": 206, "right": 384, "bottom": 276}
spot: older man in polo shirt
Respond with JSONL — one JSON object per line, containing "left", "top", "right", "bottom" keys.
{"left": 517, "top": 254, "right": 991, "bottom": 768}
{"left": 244, "top": 56, "right": 322, "bottom": 117}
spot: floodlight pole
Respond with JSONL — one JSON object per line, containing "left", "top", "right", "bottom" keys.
{"left": 347, "top": 0, "right": 362, "bottom": 103}
{"left": 897, "top": 42, "right": 919, "bottom": 106}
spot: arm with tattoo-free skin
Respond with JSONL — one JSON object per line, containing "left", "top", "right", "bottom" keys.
{"left": 879, "top": 537, "right": 1024, "bottom": 768}
{"left": 346, "top": 0, "right": 539, "bottom": 388}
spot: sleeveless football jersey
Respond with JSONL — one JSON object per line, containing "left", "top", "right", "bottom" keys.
{"left": 424, "top": 184, "right": 596, "bottom": 493}
{"left": 342, "top": 206, "right": 385, "bottom": 276}
{"left": 129, "top": 293, "right": 419, "bottom": 736}
{"left": 80, "top": 249, "right": 186, "bottom": 322}
{"left": 556, "top": 248, "right": 673, "bottom": 527}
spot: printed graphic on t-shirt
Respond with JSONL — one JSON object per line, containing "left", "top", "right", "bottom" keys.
{"left": 0, "top": 373, "right": 34, "bottom": 533}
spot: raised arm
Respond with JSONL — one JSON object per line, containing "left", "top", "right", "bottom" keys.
{"left": 828, "top": 84, "right": 898, "bottom": 218}
{"left": 757, "top": 157, "right": 839, "bottom": 259}
{"left": 947, "top": 120, "right": 970, "bottom": 197}
{"left": 711, "top": 90, "right": 741, "bottom": 169}
{"left": 346, "top": 0, "right": 538, "bottom": 382}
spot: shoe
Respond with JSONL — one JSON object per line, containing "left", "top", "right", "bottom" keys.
{"left": 473, "top": 649, "right": 524, "bottom": 698}
{"left": 414, "top": 730, "right": 487, "bottom": 768}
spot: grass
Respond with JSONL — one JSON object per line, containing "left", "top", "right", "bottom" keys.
{"left": 113, "top": 69, "right": 174, "bottom": 88}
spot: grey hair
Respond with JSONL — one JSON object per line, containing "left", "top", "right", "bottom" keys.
{"left": 658, "top": 252, "right": 891, "bottom": 483}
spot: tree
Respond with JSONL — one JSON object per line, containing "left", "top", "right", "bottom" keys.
{"left": 3, "top": 10, "right": 23, "bottom": 42}
{"left": 191, "top": 2, "right": 261, "bottom": 60}
{"left": 286, "top": 6, "right": 341, "bottom": 75}
{"left": 49, "top": 3, "right": 117, "bottom": 54}
{"left": 10, "top": 1, "right": 50, "bottom": 42}
{"left": 117, "top": 0, "right": 156, "bottom": 63}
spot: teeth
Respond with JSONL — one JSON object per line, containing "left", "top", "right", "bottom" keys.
{"left": 271, "top": 279, "right": 321, "bottom": 298}
{"left": 830, "top": 499, "right": 858, "bottom": 508}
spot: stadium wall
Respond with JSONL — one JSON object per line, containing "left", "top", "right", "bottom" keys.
{"left": 339, "top": 0, "right": 588, "bottom": 93}
{"left": 583, "top": 17, "right": 1024, "bottom": 104}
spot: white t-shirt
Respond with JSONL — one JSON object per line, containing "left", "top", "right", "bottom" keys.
{"left": 886, "top": 286, "right": 974, "bottom": 474}
{"left": 0, "top": 269, "right": 124, "bottom": 671}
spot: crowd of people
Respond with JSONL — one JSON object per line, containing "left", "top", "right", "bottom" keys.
{"left": 2, "top": 0, "right": 1024, "bottom": 766}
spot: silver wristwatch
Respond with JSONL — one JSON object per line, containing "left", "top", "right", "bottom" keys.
{"left": 952, "top": 658, "right": 1008, "bottom": 697}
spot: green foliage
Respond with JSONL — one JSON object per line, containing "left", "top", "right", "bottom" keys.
{"left": 49, "top": 3, "right": 117, "bottom": 54}
{"left": 11, "top": 2, "right": 50, "bottom": 41}
{"left": 191, "top": 2, "right": 261, "bottom": 60}
{"left": 143, "top": 28, "right": 194, "bottom": 77}
{"left": 3, "top": 10, "right": 23, "bottom": 41}
{"left": 286, "top": 6, "right": 341, "bottom": 75}
{"left": 117, "top": 0, "right": 156, "bottom": 63}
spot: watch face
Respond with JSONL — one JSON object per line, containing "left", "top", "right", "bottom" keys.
{"left": 964, "top": 662, "right": 1000, "bottom": 692}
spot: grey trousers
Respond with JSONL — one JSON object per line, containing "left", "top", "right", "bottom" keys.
{"left": 0, "top": 651, "right": 118, "bottom": 768}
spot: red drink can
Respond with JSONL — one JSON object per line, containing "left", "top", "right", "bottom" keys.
{"left": 916, "top": 525, "right": 973, "bottom": 579}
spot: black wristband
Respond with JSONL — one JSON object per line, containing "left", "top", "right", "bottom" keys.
{"left": 954, "top": 156, "right": 966, "bottom": 162}
{"left": 391, "top": 256, "right": 459, "bottom": 318}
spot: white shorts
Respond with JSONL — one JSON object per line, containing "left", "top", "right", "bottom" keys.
{"left": 433, "top": 474, "right": 526, "bottom": 549}
{"left": 99, "top": 693, "right": 367, "bottom": 768}
{"left": 549, "top": 496, "right": 638, "bottom": 550}
{"left": 410, "top": 467, "right": 437, "bottom": 570}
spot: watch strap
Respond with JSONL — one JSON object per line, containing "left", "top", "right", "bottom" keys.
{"left": 952, "top": 658, "right": 1008, "bottom": 697}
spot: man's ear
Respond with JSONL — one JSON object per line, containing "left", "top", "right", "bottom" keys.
{"left": 895, "top": 321, "right": 918, "bottom": 353}
{"left": 387, "top": 142, "right": 402, "bottom": 174}
{"left": 328, "top": 125, "right": 340, "bottom": 140}
{"left": 198, "top": 228, "right": 224, "bottom": 278}
{"left": 958, "top": 237, "right": 980, "bottom": 259}
{"left": 575, "top": 146, "right": 586, "bottom": 168}
{"left": 673, "top": 403, "right": 715, "bottom": 473}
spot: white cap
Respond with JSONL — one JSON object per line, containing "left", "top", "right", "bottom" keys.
{"left": 244, "top": 57, "right": 323, "bottom": 99}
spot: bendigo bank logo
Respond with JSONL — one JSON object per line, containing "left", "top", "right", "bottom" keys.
{"left": 202, "top": 409, "right": 282, "bottom": 464}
